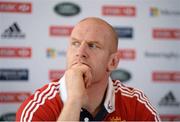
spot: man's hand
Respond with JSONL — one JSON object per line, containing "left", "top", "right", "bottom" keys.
{"left": 65, "top": 63, "right": 93, "bottom": 107}
{"left": 58, "top": 63, "right": 93, "bottom": 121}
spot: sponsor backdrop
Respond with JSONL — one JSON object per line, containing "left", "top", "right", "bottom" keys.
{"left": 0, "top": 0, "right": 180, "bottom": 121}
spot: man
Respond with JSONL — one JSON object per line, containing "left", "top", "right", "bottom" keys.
{"left": 16, "top": 17, "right": 160, "bottom": 121}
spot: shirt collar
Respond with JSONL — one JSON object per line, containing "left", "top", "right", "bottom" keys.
{"left": 104, "top": 77, "right": 115, "bottom": 113}
{"left": 59, "top": 75, "right": 115, "bottom": 113}
{"left": 59, "top": 75, "right": 67, "bottom": 103}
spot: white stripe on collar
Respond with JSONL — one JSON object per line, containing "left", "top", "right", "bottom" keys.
{"left": 59, "top": 75, "right": 67, "bottom": 103}
{"left": 104, "top": 77, "right": 115, "bottom": 113}
{"left": 58, "top": 75, "right": 115, "bottom": 113}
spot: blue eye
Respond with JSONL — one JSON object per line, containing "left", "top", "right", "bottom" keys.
{"left": 72, "top": 42, "right": 80, "bottom": 47}
{"left": 89, "top": 43, "right": 97, "bottom": 49}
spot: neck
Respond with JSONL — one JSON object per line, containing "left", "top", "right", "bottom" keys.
{"left": 84, "top": 76, "right": 109, "bottom": 117}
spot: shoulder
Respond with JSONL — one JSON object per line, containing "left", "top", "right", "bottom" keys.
{"left": 113, "top": 80, "right": 160, "bottom": 121}
{"left": 16, "top": 80, "right": 63, "bottom": 121}
{"left": 113, "top": 80, "right": 148, "bottom": 101}
{"left": 113, "top": 80, "right": 150, "bottom": 107}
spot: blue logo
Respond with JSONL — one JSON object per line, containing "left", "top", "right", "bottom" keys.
{"left": 0, "top": 113, "right": 16, "bottom": 121}
{"left": 114, "top": 27, "right": 133, "bottom": 38}
{"left": 0, "top": 69, "right": 28, "bottom": 81}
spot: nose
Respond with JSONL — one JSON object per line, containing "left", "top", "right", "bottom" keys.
{"left": 76, "top": 42, "right": 88, "bottom": 58}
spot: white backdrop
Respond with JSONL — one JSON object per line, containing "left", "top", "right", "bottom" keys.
{"left": 0, "top": 0, "right": 180, "bottom": 121}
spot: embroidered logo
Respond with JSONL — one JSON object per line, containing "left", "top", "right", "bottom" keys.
{"left": 109, "top": 116, "right": 126, "bottom": 122}
{"left": 108, "top": 101, "right": 113, "bottom": 110}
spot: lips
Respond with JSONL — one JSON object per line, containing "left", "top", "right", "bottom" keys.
{"left": 72, "top": 61, "right": 91, "bottom": 68}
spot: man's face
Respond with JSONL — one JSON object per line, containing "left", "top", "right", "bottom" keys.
{"left": 66, "top": 20, "right": 115, "bottom": 83}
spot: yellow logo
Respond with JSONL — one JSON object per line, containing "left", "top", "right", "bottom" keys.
{"left": 109, "top": 116, "right": 126, "bottom": 122}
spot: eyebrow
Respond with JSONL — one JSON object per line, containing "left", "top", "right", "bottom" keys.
{"left": 71, "top": 37, "right": 101, "bottom": 45}
{"left": 71, "top": 37, "right": 79, "bottom": 42}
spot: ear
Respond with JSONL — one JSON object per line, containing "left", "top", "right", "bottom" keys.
{"left": 107, "top": 52, "right": 120, "bottom": 72}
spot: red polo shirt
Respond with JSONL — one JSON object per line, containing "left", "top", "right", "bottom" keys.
{"left": 16, "top": 76, "right": 160, "bottom": 121}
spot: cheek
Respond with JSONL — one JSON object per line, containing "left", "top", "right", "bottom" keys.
{"left": 93, "top": 56, "right": 109, "bottom": 70}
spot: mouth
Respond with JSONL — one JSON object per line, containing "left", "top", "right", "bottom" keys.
{"left": 72, "top": 61, "right": 91, "bottom": 68}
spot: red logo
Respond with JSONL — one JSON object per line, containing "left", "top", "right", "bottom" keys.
{"left": 0, "top": 92, "right": 31, "bottom": 103}
{"left": 102, "top": 6, "right": 136, "bottom": 16}
{"left": 50, "top": 26, "right": 73, "bottom": 36}
{"left": 152, "top": 71, "right": 180, "bottom": 82}
{"left": 160, "top": 114, "right": 180, "bottom": 121}
{"left": 49, "top": 70, "right": 65, "bottom": 80}
{"left": 0, "top": 47, "right": 32, "bottom": 58}
{"left": 153, "top": 28, "right": 180, "bottom": 39}
{"left": 118, "top": 49, "right": 136, "bottom": 60}
{"left": 0, "top": 2, "right": 32, "bottom": 13}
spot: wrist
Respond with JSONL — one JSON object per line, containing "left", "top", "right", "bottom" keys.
{"left": 65, "top": 97, "right": 83, "bottom": 109}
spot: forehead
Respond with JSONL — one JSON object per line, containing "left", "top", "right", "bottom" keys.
{"left": 70, "top": 19, "right": 113, "bottom": 43}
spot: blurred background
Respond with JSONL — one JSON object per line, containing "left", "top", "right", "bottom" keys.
{"left": 0, "top": 0, "right": 180, "bottom": 121}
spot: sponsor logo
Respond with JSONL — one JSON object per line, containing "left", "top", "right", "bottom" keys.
{"left": 160, "top": 114, "right": 180, "bottom": 121}
{"left": 1, "top": 22, "right": 25, "bottom": 38}
{"left": 114, "top": 27, "right": 133, "bottom": 38}
{"left": 102, "top": 5, "right": 136, "bottom": 16}
{"left": 0, "top": 1, "right": 32, "bottom": 13}
{"left": 145, "top": 51, "right": 180, "bottom": 60}
{"left": 49, "top": 70, "right": 65, "bottom": 80}
{"left": 159, "top": 91, "right": 180, "bottom": 106}
{"left": 0, "top": 92, "right": 30, "bottom": 103}
{"left": 0, "top": 69, "right": 28, "bottom": 81}
{"left": 107, "top": 101, "right": 113, "bottom": 110}
{"left": 118, "top": 49, "right": 135, "bottom": 60}
{"left": 150, "top": 7, "right": 180, "bottom": 17}
{"left": 0, "top": 113, "right": 16, "bottom": 121}
{"left": 49, "top": 26, "right": 73, "bottom": 36}
{"left": 110, "top": 69, "right": 131, "bottom": 83}
{"left": 0, "top": 47, "right": 31, "bottom": 58}
{"left": 152, "top": 71, "right": 180, "bottom": 82}
{"left": 153, "top": 28, "right": 180, "bottom": 39}
{"left": 150, "top": 7, "right": 160, "bottom": 17}
{"left": 108, "top": 116, "right": 125, "bottom": 121}
{"left": 46, "top": 48, "right": 66, "bottom": 58}
{"left": 54, "top": 2, "right": 80, "bottom": 16}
